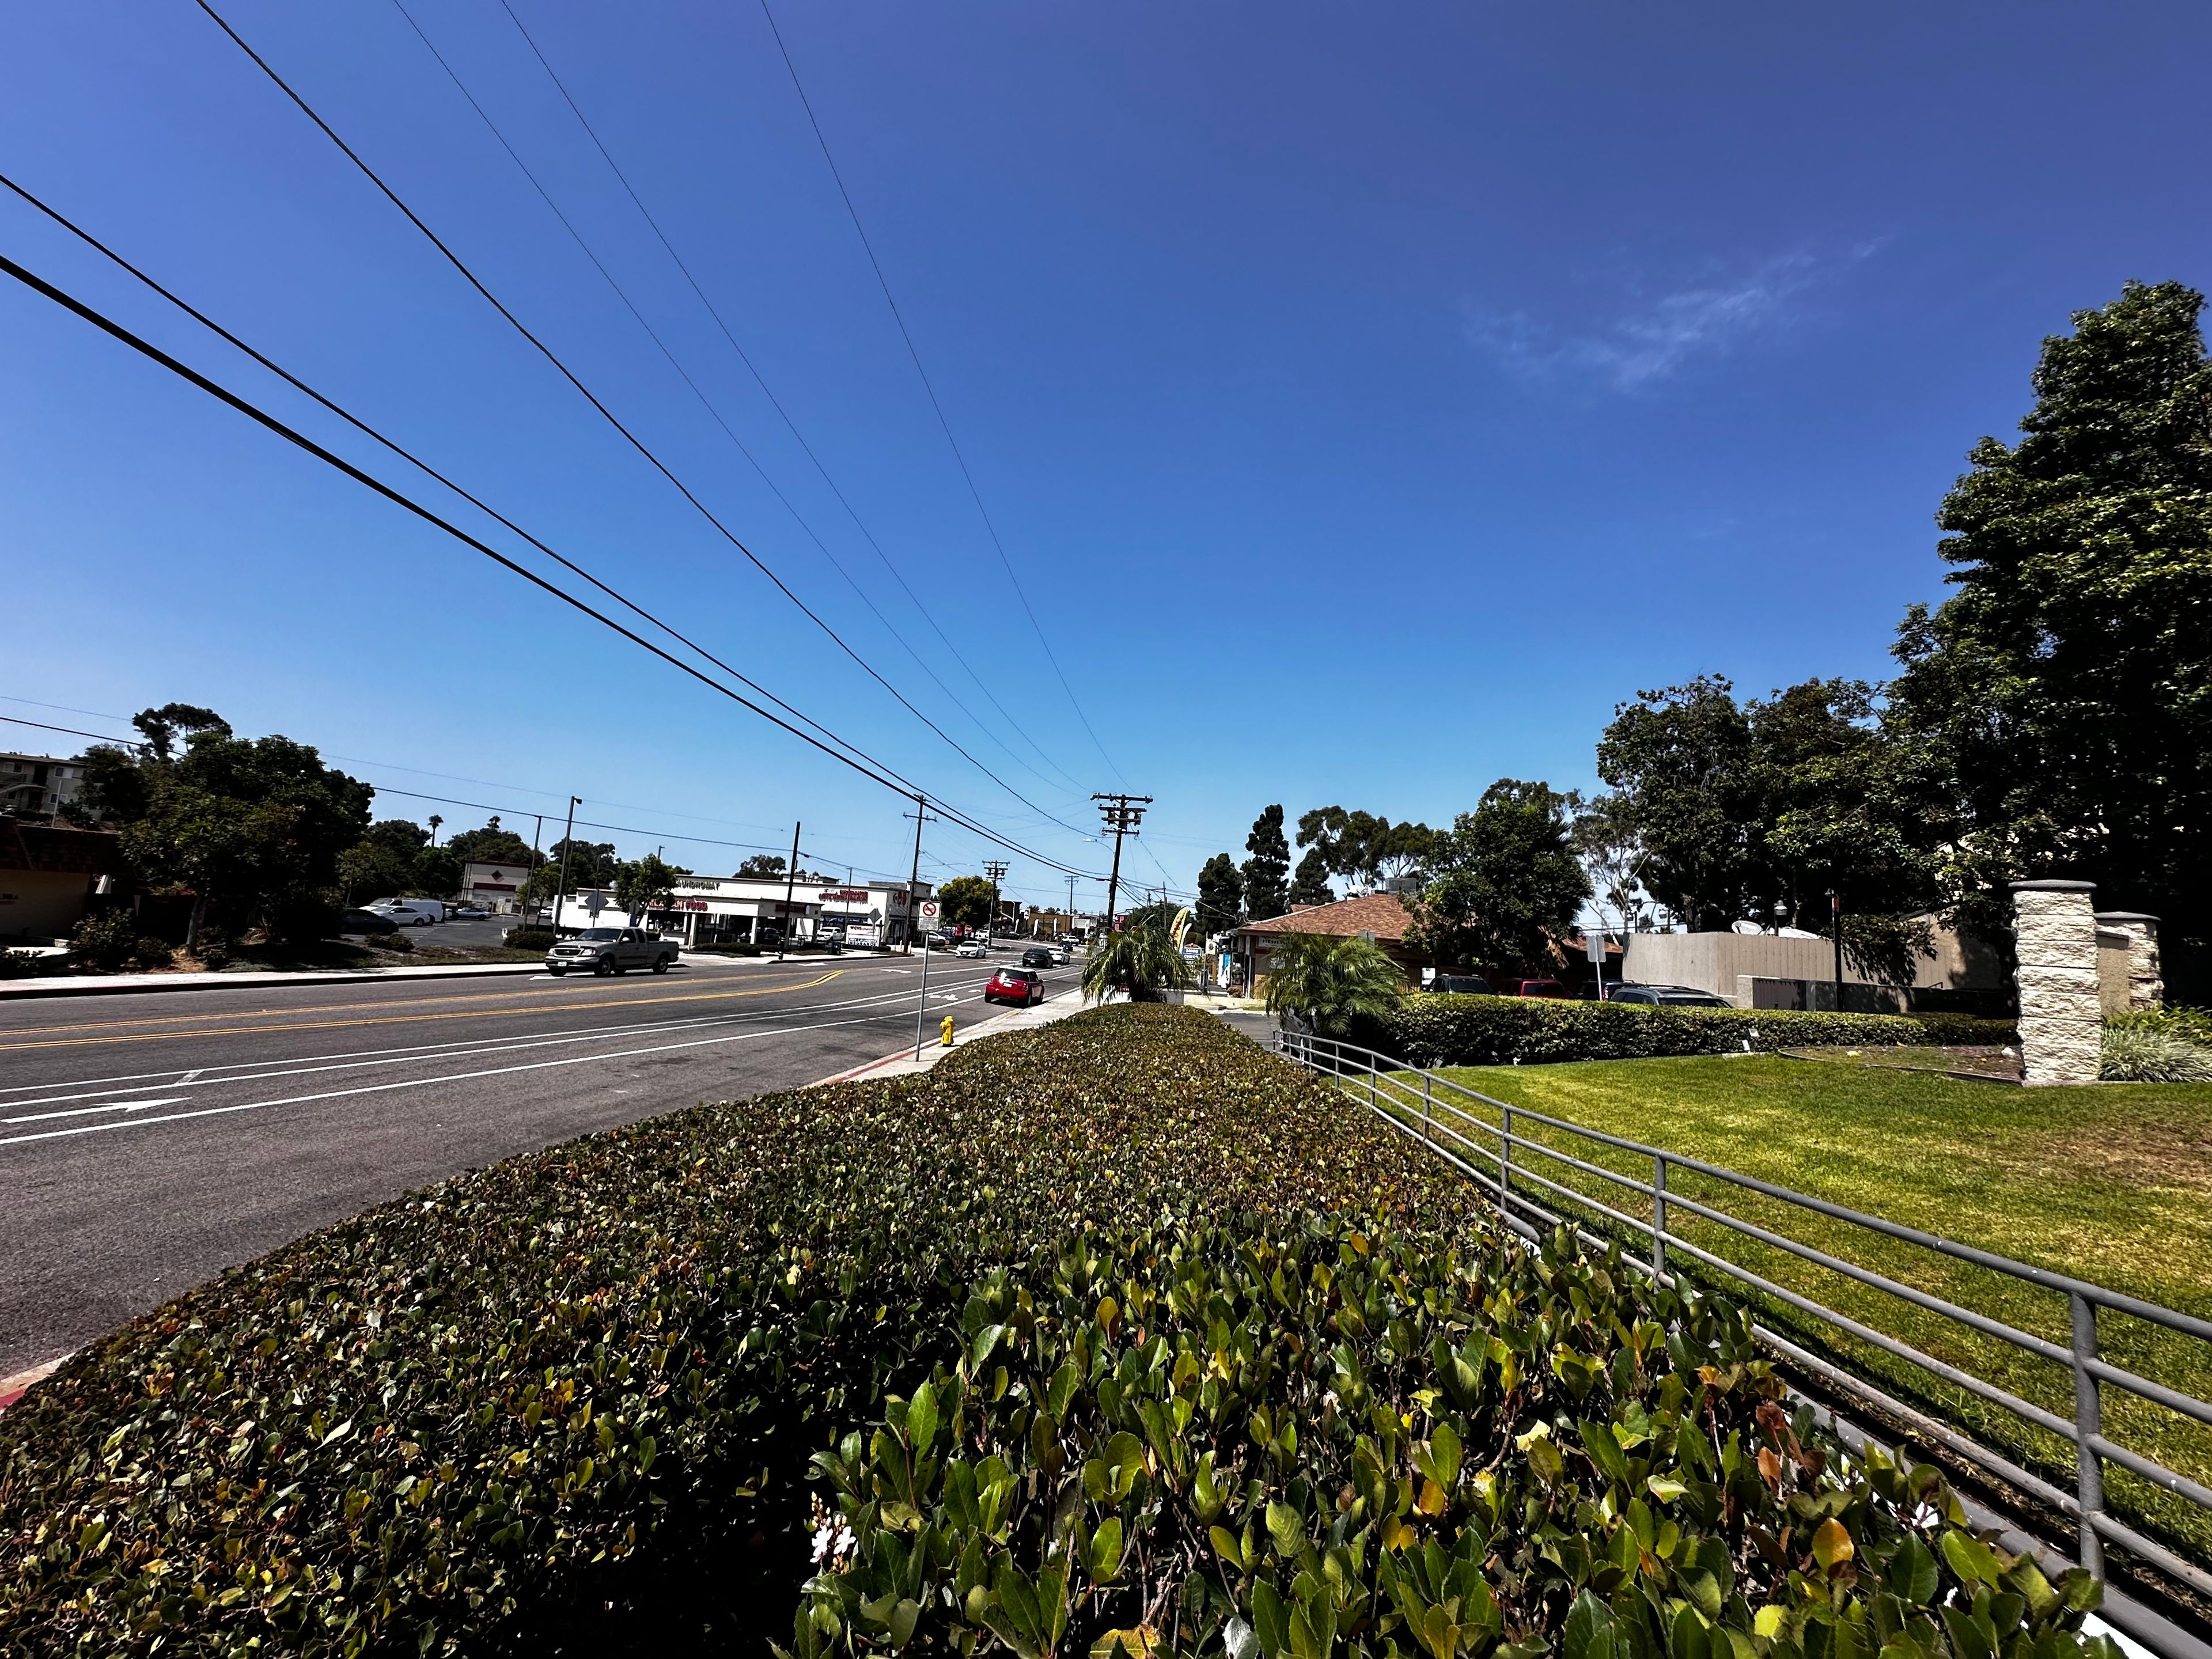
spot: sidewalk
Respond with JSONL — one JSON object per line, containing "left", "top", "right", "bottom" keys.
{"left": 0, "top": 959, "right": 556, "bottom": 1000}
{"left": 813, "top": 987, "right": 1104, "bottom": 1085}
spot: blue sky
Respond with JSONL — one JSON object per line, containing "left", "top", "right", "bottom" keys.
{"left": 5, "top": 1, "right": 2207, "bottom": 911}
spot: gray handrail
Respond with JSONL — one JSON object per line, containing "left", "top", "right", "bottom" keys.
{"left": 1275, "top": 1026, "right": 2212, "bottom": 1603}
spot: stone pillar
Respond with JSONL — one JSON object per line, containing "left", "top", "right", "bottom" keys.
{"left": 2093, "top": 912, "right": 2163, "bottom": 1011}
{"left": 2012, "top": 880, "right": 2103, "bottom": 1086}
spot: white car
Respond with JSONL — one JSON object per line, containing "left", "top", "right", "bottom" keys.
{"left": 956, "top": 938, "right": 988, "bottom": 959}
{"left": 368, "top": 899, "right": 444, "bottom": 926}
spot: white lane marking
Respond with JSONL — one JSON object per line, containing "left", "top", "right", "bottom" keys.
{"left": 0, "top": 978, "right": 993, "bottom": 1103}
{"left": 4, "top": 1097, "right": 187, "bottom": 1124}
{"left": 0, "top": 997, "right": 986, "bottom": 1149}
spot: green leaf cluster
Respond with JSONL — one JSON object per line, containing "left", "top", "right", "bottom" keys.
{"left": 1365, "top": 998, "right": 2017, "bottom": 1069}
{"left": 783, "top": 1218, "right": 2109, "bottom": 1659}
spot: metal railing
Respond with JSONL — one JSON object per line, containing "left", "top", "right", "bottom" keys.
{"left": 1278, "top": 1027, "right": 2212, "bottom": 1612}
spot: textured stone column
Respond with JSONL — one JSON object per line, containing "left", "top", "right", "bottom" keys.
{"left": 2012, "top": 881, "right": 2103, "bottom": 1085}
{"left": 2093, "top": 912, "right": 2164, "bottom": 1011}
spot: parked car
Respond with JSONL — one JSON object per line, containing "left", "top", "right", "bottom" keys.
{"left": 1605, "top": 982, "right": 1730, "bottom": 1007}
{"left": 1020, "top": 945, "right": 1055, "bottom": 969}
{"left": 1429, "top": 974, "right": 1490, "bottom": 995}
{"left": 984, "top": 966, "right": 1044, "bottom": 1006}
{"left": 1507, "top": 979, "right": 1567, "bottom": 999}
{"left": 449, "top": 904, "right": 491, "bottom": 919}
{"left": 956, "top": 938, "right": 988, "bottom": 960}
{"left": 545, "top": 926, "right": 679, "bottom": 976}
{"left": 368, "top": 899, "right": 445, "bottom": 927}
{"left": 341, "top": 907, "right": 399, "bottom": 935}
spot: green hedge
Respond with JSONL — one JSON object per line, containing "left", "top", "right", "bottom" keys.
{"left": 0, "top": 1007, "right": 2103, "bottom": 1658}
{"left": 502, "top": 925, "right": 559, "bottom": 950}
{"left": 1358, "top": 995, "right": 2017, "bottom": 1067}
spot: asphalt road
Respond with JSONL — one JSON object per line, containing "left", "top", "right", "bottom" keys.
{"left": 0, "top": 944, "right": 1080, "bottom": 1377}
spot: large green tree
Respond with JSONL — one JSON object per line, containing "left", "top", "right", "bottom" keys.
{"left": 1289, "top": 847, "right": 1335, "bottom": 908}
{"left": 1295, "top": 808, "right": 1438, "bottom": 895}
{"left": 1240, "top": 805, "right": 1291, "bottom": 923}
{"left": 935, "top": 875, "right": 997, "bottom": 931}
{"left": 1886, "top": 279, "right": 2212, "bottom": 993}
{"left": 1194, "top": 853, "right": 1244, "bottom": 937}
{"left": 1408, "top": 779, "right": 1589, "bottom": 975}
{"left": 92, "top": 715, "right": 372, "bottom": 949}
{"left": 615, "top": 854, "right": 690, "bottom": 918}
{"left": 445, "top": 816, "right": 539, "bottom": 869}
{"left": 1594, "top": 677, "right": 1760, "bottom": 931}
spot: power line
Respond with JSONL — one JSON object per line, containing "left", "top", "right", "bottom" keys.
{"left": 752, "top": 0, "right": 1125, "bottom": 785}
{"left": 0, "top": 168, "right": 1107, "bottom": 877}
{"left": 0, "top": 246, "right": 1108, "bottom": 882}
{"left": 0, "top": 714, "right": 143, "bottom": 750}
{"left": 486, "top": 0, "right": 1089, "bottom": 799}
{"left": 190, "top": 0, "right": 1095, "bottom": 843}
{"left": 385, "top": 0, "right": 1086, "bottom": 813}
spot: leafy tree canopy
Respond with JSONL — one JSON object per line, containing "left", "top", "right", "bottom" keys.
{"left": 1194, "top": 853, "right": 1244, "bottom": 938}
{"left": 99, "top": 715, "right": 371, "bottom": 946}
{"left": 1886, "top": 278, "right": 2212, "bottom": 984}
{"left": 1296, "top": 807, "right": 1437, "bottom": 894}
{"left": 1409, "top": 779, "right": 1589, "bottom": 975}
{"left": 935, "top": 875, "right": 997, "bottom": 931}
{"left": 615, "top": 854, "right": 690, "bottom": 916}
{"left": 737, "top": 854, "right": 788, "bottom": 878}
{"left": 444, "top": 816, "right": 539, "bottom": 869}
{"left": 1289, "top": 846, "right": 1335, "bottom": 908}
{"left": 1595, "top": 676, "right": 1759, "bottom": 932}
{"left": 1240, "top": 805, "right": 1290, "bottom": 924}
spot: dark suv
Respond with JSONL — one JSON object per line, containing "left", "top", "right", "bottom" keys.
{"left": 1605, "top": 982, "right": 1729, "bottom": 1007}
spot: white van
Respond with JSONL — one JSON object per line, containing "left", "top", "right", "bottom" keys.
{"left": 370, "top": 899, "right": 445, "bottom": 927}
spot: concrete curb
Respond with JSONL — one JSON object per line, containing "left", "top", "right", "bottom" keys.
{"left": 0, "top": 961, "right": 554, "bottom": 1001}
{"left": 810, "top": 990, "right": 1104, "bottom": 1087}
{"left": 0, "top": 1356, "right": 67, "bottom": 1415}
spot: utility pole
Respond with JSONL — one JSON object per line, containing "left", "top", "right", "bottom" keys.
{"left": 1092, "top": 794, "right": 1152, "bottom": 933}
{"left": 982, "top": 859, "right": 1008, "bottom": 942}
{"left": 1067, "top": 872, "right": 1077, "bottom": 939}
{"left": 902, "top": 796, "right": 934, "bottom": 953}
{"left": 552, "top": 796, "right": 581, "bottom": 933}
{"left": 528, "top": 813, "right": 543, "bottom": 922}
{"left": 777, "top": 821, "right": 802, "bottom": 960}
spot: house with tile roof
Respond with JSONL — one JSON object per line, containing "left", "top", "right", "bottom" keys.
{"left": 1229, "top": 892, "right": 1427, "bottom": 991}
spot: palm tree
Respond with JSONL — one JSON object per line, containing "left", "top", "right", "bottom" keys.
{"left": 1263, "top": 931, "right": 1404, "bottom": 1035}
{"left": 1082, "top": 914, "right": 1195, "bottom": 1003}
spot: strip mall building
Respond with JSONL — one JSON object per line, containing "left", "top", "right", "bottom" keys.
{"left": 552, "top": 874, "right": 931, "bottom": 948}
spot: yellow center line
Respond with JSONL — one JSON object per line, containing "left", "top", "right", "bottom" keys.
{"left": 0, "top": 971, "right": 849, "bottom": 1053}
{"left": 0, "top": 964, "right": 863, "bottom": 1039}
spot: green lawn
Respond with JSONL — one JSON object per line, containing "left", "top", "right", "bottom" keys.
{"left": 1376, "top": 1054, "right": 2212, "bottom": 1573}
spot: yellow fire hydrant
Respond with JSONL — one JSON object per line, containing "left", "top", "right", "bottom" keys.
{"left": 940, "top": 1014, "right": 956, "bottom": 1048}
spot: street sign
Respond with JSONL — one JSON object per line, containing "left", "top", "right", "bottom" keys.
{"left": 919, "top": 900, "right": 940, "bottom": 921}
{"left": 1585, "top": 931, "right": 1605, "bottom": 963}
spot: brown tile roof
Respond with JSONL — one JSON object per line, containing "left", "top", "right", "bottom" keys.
{"left": 1234, "top": 892, "right": 1414, "bottom": 942}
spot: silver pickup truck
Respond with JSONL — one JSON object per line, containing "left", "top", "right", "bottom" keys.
{"left": 546, "top": 926, "right": 679, "bottom": 976}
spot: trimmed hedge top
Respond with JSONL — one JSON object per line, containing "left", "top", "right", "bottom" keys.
{"left": 1360, "top": 997, "right": 2018, "bottom": 1070}
{"left": 0, "top": 1006, "right": 2103, "bottom": 1659}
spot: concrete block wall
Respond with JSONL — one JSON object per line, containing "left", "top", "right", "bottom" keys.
{"left": 2094, "top": 912, "right": 2163, "bottom": 1012}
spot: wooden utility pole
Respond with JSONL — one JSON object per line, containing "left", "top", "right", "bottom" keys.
{"left": 1091, "top": 794, "right": 1152, "bottom": 933}
{"left": 902, "top": 796, "right": 934, "bottom": 952}
{"left": 777, "top": 821, "right": 801, "bottom": 960}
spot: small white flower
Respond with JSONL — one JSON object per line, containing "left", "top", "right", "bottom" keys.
{"left": 811, "top": 1524, "right": 836, "bottom": 1563}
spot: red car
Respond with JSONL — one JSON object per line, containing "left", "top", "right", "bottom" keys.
{"left": 1506, "top": 979, "right": 1568, "bottom": 999}
{"left": 984, "top": 966, "right": 1045, "bottom": 1006}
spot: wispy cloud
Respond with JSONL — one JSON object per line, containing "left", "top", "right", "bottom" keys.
{"left": 1465, "top": 247, "right": 1873, "bottom": 391}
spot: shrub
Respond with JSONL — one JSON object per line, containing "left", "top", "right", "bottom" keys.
{"left": 2100, "top": 1022, "right": 2212, "bottom": 1083}
{"left": 130, "top": 935, "right": 175, "bottom": 969}
{"left": 1361, "top": 995, "right": 1962, "bottom": 1067}
{"left": 369, "top": 928, "right": 414, "bottom": 953}
{"left": 66, "top": 908, "right": 140, "bottom": 970}
{"left": 1903, "top": 1011, "right": 2020, "bottom": 1046}
{"left": 504, "top": 925, "right": 558, "bottom": 950}
{"left": 0, "top": 949, "right": 68, "bottom": 979}
{"left": 793, "top": 1221, "right": 2104, "bottom": 1659}
{"left": 0, "top": 1008, "right": 2112, "bottom": 1658}
{"left": 2108, "top": 1005, "right": 2212, "bottom": 1047}
{"left": 190, "top": 933, "right": 233, "bottom": 970}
